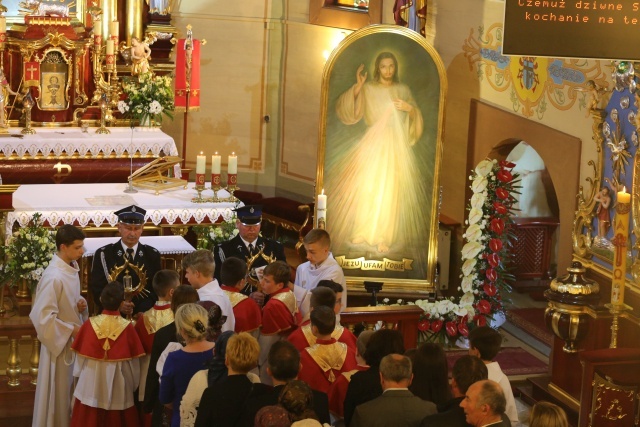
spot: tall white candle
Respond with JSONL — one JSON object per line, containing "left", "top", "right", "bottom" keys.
{"left": 196, "top": 152, "right": 206, "bottom": 174}
{"left": 211, "top": 152, "right": 221, "bottom": 174}
{"left": 317, "top": 189, "right": 327, "bottom": 210}
{"left": 106, "top": 39, "right": 114, "bottom": 55}
{"left": 93, "top": 19, "right": 102, "bottom": 36}
{"left": 228, "top": 152, "right": 238, "bottom": 174}
{"left": 0, "top": 17, "right": 6, "bottom": 33}
{"left": 110, "top": 20, "right": 119, "bottom": 39}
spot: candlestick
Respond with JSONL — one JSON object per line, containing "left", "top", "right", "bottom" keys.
{"left": 317, "top": 189, "right": 327, "bottom": 210}
{"left": 212, "top": 152, "right": 221, "bottom": 174}
{"left": 0, "top": 17, "right": 6, "bottom": 33}
{"left": 611, "top": 187, "right": 630, "bottom": 306}
{"left": 110, "top": 20, "right": 119, "bottom": 46}
{"left": 93, "top": 18, "right": 102, "bottom": 36}
{"left": 195, "top": 151, "right": 206, "bottom": 195}
{"left": 228, "top": 152, "right": 238, "bottom": 174}
{"left": 316, "top": 189, "right": 327, "bottom": 229}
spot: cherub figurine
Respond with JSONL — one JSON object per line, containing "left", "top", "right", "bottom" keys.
{"left": 130, "top": 37, "right": 151, "bottom": 75}
{"left": 594, "top": 186, "right": 611, "bottom": 239}
{"left": 585, "top": 80, "right": 607, "bottom": 117}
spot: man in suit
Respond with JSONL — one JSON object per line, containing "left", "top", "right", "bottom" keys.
{"left": 239, "top": 340, "right": 330, "bottom": 427}
{"left": 460, "top": 380, "right": 510, "bottom": 427}
{"left": 90, "top": 205, "right": 161, "bottom": 315}
{"left": 214, "top": 205, "right": 286, "bottom": 298}
{"left": 421, "top": 355, "right": 488, "bottom": 427}
{"left": 351, "top": 354, "right": 436, "bottom": 427}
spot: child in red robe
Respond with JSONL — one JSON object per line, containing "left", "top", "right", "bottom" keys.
{"left": 288, "top": 285, "right": 356, "bottom": 352}
{"left": 134, "top": 270, "right": 179, "bottom": 427}
{"left": 298, "top": 305, "right": 358, "bottom": 394}
{"left": 220, "top": 257, "right": 262, "bottom": 335}
{"left": 70, "top": 282, "right": 145, "bottom": 427}
{"left": 258, "top": 261, "right": 301, "bottom": 384}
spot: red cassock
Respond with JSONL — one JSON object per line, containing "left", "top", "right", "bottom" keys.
{"left": 70, "top": 310, "right": 145, "bottom": 427}
{"left": 288, "top": 320, "right": 357, "bottom": 352}
{"left": 221, "top": 285, "right": 262, "bottom": 333}
{"left": 328, "top": 366, "right": 369, "bottom": 418}
{"left": 134, "top": 303, "right": 174, "bottom": 353}
{"left": 261, "top": 288, "right": 301, "bottom": 336}
{"left": 298, "top": 338, "right": 358, "bottom": 394}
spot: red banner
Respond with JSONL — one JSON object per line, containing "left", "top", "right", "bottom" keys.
{"left": 175, "top": 39, "right": 200, "bottom": 111}
{"left": 23, "top": 62, "right": 40, "bottom": 87}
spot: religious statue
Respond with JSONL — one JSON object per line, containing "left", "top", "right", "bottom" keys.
{"left": 130, "top": 37, "right": 151, "bottom": 76}
{"left": 594, "top": 186, "right": 611, "bottom": 240}
{"left": 185, "top": 27, "right": 194, "bottom": 85}
{"left": 327, "top": 51, "right": 423, "bottom": 254}
{"left": 584, "top": 80, "right": 607, "bottom": 118}
{"left": 0, "top": 68, "right": 18, "bottom": 130}
{"left": 146, "top": 0, "right": 171, "bottom": 15}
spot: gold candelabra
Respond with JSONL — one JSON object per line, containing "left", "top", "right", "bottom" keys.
{"left": 605, "top": 302, "right": 632, "bottom": 348}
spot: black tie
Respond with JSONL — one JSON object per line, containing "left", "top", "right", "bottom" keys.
{"left": 248, "top": 243, "right": 254, "bottom": 254}
{"left": 126, "top": 248, "right": 134, "bottom": 261}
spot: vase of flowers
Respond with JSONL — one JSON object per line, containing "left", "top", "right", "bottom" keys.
{"left": 118, "top": 73, "right": 174, "bottom": 127}
{"left": 413, "top": 159, "right": 520, "bottom": 345}
{"left": 0, "top": 213, "right": 56, "bottom": 295}
{"left": 193, "top": 218, "right": 239, "bottom": 251}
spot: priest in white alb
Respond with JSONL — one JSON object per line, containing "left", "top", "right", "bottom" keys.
{"left": 30, "top": 225, "right": 89, "bottom": 427}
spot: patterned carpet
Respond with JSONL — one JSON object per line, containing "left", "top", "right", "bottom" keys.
{"left": 506, "top": 308, "right": 553, "bottom": 347}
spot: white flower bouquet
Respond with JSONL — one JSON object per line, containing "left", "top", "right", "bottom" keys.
{"left": 119, "top": 73, "right": 174, "bottom": 125}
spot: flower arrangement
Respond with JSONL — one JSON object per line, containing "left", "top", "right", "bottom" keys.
{"left": 0, "top": 213, "right": 56, "bottom": 294}
{"left": 414, "top": 159, "right": 520, "bottom": 344}
{"left": 118, "top": 73, "right": 174, "bottom": 125}
{"left": 193, "top": 219, "right": 239, "bottom": 251}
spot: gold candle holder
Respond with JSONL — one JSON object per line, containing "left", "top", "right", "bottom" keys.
{"left": 211, "top": 173, "right": 221, "bottom": 202}
{"left": 96, "top": 96, "right": 110, "bottom": 134}
{"left": 605, "top": 302, "right": 632, "bottom": 348}
{"left": 21, "top": 94, "right": 36, "bottom": 135}
{"left": 227, "top": 173, "right": 239, "bottom": 202}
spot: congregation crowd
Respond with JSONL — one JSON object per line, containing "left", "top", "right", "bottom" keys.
{"left": 28, "top": 204, "right": 570, "bottom": 427}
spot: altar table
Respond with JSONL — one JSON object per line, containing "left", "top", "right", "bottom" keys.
{"left": 7, "top": 183, "right": 238, "bottom": 235}
{"left": 0, "top": 127, "right": 178, "bottom": 159}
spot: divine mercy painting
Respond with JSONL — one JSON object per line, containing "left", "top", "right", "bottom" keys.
{"left": 317, "top": 25, "right": 446, "bottom": 287}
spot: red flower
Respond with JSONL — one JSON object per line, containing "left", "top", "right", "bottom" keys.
{"left": 489, "top": 238, "right": 503, "bottom": 252}
{"left": 418, "top": 319, "right": 430, "bottom": 331}
{"left": 431, "top": 319, "right": 443, "bottom": 333}
{"left": 490, "top": 218, "right": 505, "bottom": 235}
{"left": 496, "top": 188, "right": 510, "bottom": 200}
{"left": 493, "top": 201, "right": 508, "bottom": 215}
{"left": 500, "top": 160, "right": 516, "bottom": 168}
{"left": 496, "top": 169, "right": 513, "bottom": 183}
{"left": 458, "top": 322, "right": 469, "bottom": 337}
{"left": 483, "top": 283, "right": 498, "bottom": 296}
{"left": 446, "top": 321, "right": 458, "bottom": 337}
{"left": 477, "top": 299, "right": 492, "bottom": 314}
{"left": 475, "top": 315, "right": 487, "bottom": 327}
{"left": 485, "top": 268, "right": 497, "bottom": 282}
{"left": 487, "top": 253, "right": 500, "bottom": 268}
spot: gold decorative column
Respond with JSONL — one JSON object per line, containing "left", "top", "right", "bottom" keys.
{"left": 126, "top": 0, "right": 143, "bottom": 46}
{"left": 29, "top": 338, "right": 40, "bottom": 385}
{"left": 7, "top": 338, "right": 21, "bottom": 386}
{"left": 100, "top": 0, "right": 117, "bottom": 39}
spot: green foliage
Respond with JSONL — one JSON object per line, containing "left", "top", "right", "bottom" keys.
{"left": 118, "top": 73, "right": 175, "bottom": 125}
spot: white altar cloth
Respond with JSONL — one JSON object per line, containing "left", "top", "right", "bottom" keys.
{"left": 7, "top": 183, "right": 239, "bottom": 235}
{"left": 83, "top": 236, "right": 196, "bottom": 257}
{"left": 0, "top": 127, "right": 178, "bottom": 159}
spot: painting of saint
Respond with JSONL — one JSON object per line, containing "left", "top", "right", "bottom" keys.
{"left": 319, "top": 27, "right": 445, "bottom": 283}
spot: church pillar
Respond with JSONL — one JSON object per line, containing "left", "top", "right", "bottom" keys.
{"left": 126, "top": 0, "right": 144, "bottom": 46}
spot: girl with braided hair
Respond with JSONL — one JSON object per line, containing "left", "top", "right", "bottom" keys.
{"left": 159, "top": 303, "right": 214, "bottom": 427}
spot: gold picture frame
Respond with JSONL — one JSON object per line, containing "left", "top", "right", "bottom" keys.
{"left": 316, "top": 25, "right": 446, "bottom": 292}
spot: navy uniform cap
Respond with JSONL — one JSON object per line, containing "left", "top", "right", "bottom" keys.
{"left": 234, "top": 205, "right": 262, "bottom": 225}
{"left": 114, "top": 205, "right": 146, "bottom": 225}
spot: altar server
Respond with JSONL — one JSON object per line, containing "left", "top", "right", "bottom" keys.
{"left": 70, "top": 282, "right": 145, "bottom": 427}
{"left": 30, "top": 224, "right": 88, "bottom": 427}
{"left": 295, "top": 229, "right": 347, "bottom": 312}
{"left": 90, "top": 204, "right": 162, "bottom": 315}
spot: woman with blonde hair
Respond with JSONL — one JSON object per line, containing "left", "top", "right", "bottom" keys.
{"left": 529, "top": 401, "right": 569, "bottom": 427}
{"left": 159, "top": 303, "right": 215, "bottom": 427}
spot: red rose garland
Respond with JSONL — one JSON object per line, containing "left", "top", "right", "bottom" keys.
{"left": 414, "top": 159, "right": 520, "bottom": 344}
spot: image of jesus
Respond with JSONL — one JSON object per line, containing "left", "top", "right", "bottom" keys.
{"left": 326, "top": 51, "right": 424, "bottom": 256}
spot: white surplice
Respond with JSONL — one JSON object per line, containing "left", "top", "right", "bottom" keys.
{"left": 30, "top": 254, "right": 88, "bottom": 427}
{"left": 295, "top": 253, "right": 347, "bottom": 316}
